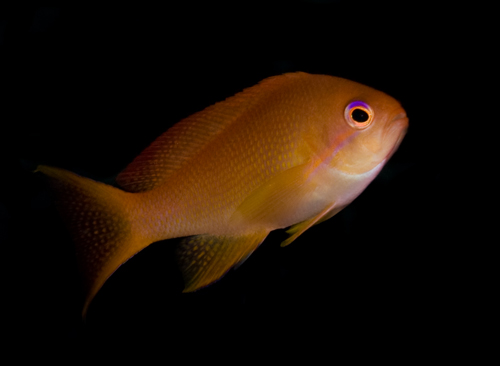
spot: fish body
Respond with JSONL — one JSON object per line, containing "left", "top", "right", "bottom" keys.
{"left": 37, "top": 72, "right": 408, "bottom": 316}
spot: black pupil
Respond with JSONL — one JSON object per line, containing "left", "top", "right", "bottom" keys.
{"left": 351, "top": 108, "right": 369, "bottom": 123}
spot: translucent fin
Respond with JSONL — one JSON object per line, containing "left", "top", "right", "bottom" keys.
{"left": 229, "top": 161, "right": 315, "bottom": 226}
{"left": 281, "top": 202, "right": 339, "bottom": 247}
{"left": 176, "top": 231, "right": 269, "bottom": 292}
{"left": 116, "top": 74, "right": 307, "bottom": 193}
{"left": 312, "top": 205, "right": 346, "bottom": 226}
{"left": 36, "top": 165, "right": 147, "bottom": 318}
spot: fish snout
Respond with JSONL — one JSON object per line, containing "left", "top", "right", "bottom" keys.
{"left": 391, "top": 109, "right": 409, "bottom": 128}
{"left": 385, "top": 110, "right": 408, "bottom": 159}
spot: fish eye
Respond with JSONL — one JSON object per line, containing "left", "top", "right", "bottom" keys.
{"left": 344, "top": 101, "right": 374, "bottom": 129}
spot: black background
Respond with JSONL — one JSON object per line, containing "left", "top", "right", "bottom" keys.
{"left": 0, "top": 1, "right": 486, "bottom": 359}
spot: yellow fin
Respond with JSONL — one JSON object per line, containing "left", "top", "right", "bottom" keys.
{"left": 176, "top": 231, "right": 268, "bottom": 292}
{"left": 230, "top": 161, "right": 315, "bottom": 227}
{"left": 36, "top": 165, "right": 147, "bottom": 318}
{"left": 281, "top": 202, "right": 340, "bottom": 247}
{"left": 116, "top": 74, "right": 306, "bottom": 193}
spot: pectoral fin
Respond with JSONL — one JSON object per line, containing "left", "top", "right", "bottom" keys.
{"left": 281, "top": 202, "right": 340, "bottom": 247}
{"left": 176, "top": 231, "right": 269, "bottom": 292}
{"left": 230, "top": 160, "right": 315, "bottom": 226}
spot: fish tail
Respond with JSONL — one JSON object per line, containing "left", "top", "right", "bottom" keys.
{"left": 36, "top": 165, "right": 147, "bottom": 318}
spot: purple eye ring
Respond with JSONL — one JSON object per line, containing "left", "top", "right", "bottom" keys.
{"left": 344, "top": 101, "right": 374, "bottom": 129}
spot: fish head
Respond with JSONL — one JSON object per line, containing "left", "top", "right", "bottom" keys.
{"left": 324, "top": 84, "right": 409, "bottom": 175}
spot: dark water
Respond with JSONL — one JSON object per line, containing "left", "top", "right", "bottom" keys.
{"left": 0, "top": 1, "right": 484, "bottom": 358}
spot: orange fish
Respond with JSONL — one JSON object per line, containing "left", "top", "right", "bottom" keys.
{"left": 36, "top": 72, "right": 408, "bottom": 316}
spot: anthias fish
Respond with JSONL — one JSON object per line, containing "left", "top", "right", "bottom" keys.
{"left": 37, "top": 72, "right": 408, "bottom": 316}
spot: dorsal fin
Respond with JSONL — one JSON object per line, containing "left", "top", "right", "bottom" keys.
{"left": 116, "top": 73, "right": 307, "bottom": 192}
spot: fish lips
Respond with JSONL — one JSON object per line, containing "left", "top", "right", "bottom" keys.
{"left": 386, "top": 113, "right": 409, "bottom": 160}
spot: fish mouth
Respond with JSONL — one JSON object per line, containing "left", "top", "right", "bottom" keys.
{"left": 385, "top": 113, "right": 409, "bottom": 159}
{"left": 392, "top": 111, "right": 408, "bottom": 124}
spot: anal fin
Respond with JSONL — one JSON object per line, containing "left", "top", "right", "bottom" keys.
{"left": 176, "top": 231, "right": 269, "bottom": 292}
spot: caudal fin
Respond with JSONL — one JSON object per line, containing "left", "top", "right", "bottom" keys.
{"left": 36, "top": 165, "right": 146, "bottom": 317}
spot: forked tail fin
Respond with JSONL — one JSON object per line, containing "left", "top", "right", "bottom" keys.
{"left": 36, "top": 165, "right": 147, "bottom": 317}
